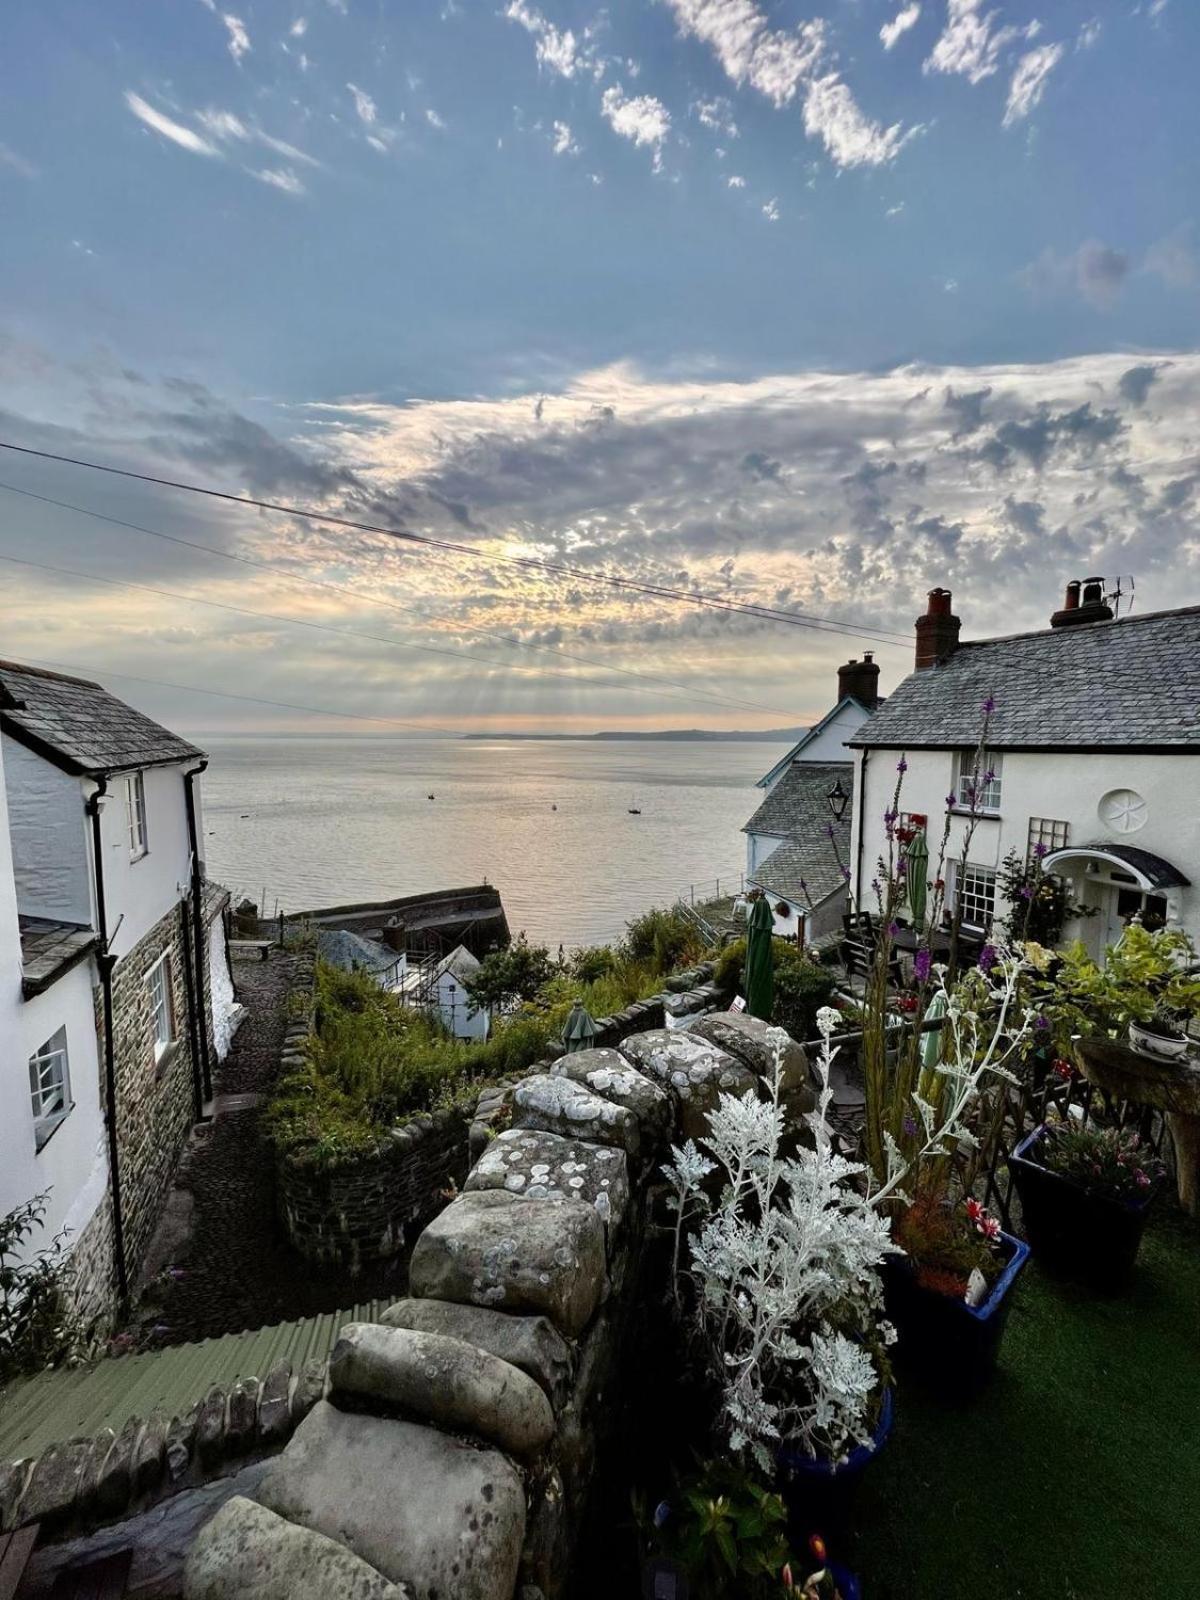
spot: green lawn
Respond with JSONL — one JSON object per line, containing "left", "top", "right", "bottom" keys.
{"left": 847, "top": 1208, "right": 1200, "bottom": 1598}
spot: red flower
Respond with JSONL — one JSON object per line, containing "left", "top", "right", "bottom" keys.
{"left": 1052, "top": 1058, "right": 1075, "bottom": 1082}
{"left": 979, "top": 1215, "right": 1001, "bottom": 1242}
{"left": 965, "top": 1198, "right": 984, "bottom": 1224}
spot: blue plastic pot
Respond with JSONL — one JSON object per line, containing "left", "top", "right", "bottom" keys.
{"left": 776, "top": 1389, "right": 893, "bottom": 1536}
{"left": 1009, "top": 1125, "right": 1156, "bottom": 1290}
{"left": 883, "top": 1229, "right": 1030, "bottom": 1397}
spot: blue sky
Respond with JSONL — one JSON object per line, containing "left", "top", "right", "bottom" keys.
{"left": 2, "top": 1, "right": 1198, "bottom": 733}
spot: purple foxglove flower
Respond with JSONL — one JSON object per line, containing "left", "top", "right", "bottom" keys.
{"left": 1020, "top": 885, "right": 1033, "bottom": 899}
{"left": 982, "top": 695, "right": 996, "bottom": 713}
{"left": 946, "top": 793, "right": 958, "bottom": 810}
{"left": 888, "top": 921, "right": 900, "bottom": 939}
{"left": 1034, "top": 1014, "right": 1049, "bottom": 1030}
{"left": 841, "top": 865, "right": 852, "bottom": 882}
{"left": 903, "top": 1115, "right": 919, "bottom": 1138}
{"left": 1033, "top": 842, "right": 1048, "bottom": 858}
{"left": 977, "top": 943, "right": 998, "bottom": 974}
{"left": 897, "top": 757, "right": 908, "bottom": 773}
{"left": 913, "top": 948, "right": 932, "bottom": 983}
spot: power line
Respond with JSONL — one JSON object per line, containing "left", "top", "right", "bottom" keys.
{"left": 0, "top": 480, "right": 807, "bottom": 720}
{"left": 7, "top": 653, "right": 465, "bottom": 736}
{"left": 0, "top": 439, "right": 913, "bottom": 648}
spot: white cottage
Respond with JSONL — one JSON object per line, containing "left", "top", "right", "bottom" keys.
{"left": 742, "top": 656, "right": 882, "bottom": 942}
{"left": 431, "top": 944, "right": 490, "bottom": 1040}
{"left": 848, "top": 582, "right": 1200, "bottom": 957}
{"left": 0, "top": 660, "right": 235, "bottom": 1332}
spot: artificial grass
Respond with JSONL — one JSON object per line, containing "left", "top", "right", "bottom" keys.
{"left": 846, "top": 1207, "right": 1200, "bottom": 1598}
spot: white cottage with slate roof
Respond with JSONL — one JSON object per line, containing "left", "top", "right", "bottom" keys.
{"left": 0, "top": 660, "right": 236, "bottom": 1333}
{"left": 849, "top": 583, "right": 1200, "bottom": 958}
{"left": 742, "top": 656, "right": 881, "bottom": 942}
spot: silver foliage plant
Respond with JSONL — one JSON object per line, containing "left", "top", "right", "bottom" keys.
{"left": 664, "top": 951, "right": 1034, "bottom": 1472}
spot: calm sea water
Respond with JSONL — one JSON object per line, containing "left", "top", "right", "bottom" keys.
{"left": 199, "top": 735, "right": 790, "bottom": 947}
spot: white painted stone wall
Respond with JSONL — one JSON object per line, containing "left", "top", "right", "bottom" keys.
{"left": 851, "top": 745, "right": 1200, "bottom": 951}
{"left": 99, "top": 763, "right": 194, "bottom": 964}
{"left": 207, "top": 915, "right": 241, "bottom": 1062}
{"left": 2, "top": 735, "right": 91, "bottom": 923}
{"left": 0, "top": 738, "right": 108, "bottom": 1270}
{"left": 434, "top": 970, "right": 489, "bottom": 1040}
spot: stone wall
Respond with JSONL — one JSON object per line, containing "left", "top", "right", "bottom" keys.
{"left": 1, "top": 1356, "right": 327, "bottom": 1542}
{"left": 63, "top": 1190, "right": 119, "bottom": 1340}
{"left": 95, "top": 902, "right": 203, "bottom": 1291}
{"left": 181, "top": 1009, "right": 799, "bottom": 1600}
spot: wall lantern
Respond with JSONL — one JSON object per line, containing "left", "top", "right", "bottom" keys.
{"left": 826, "top": 777, "right": 850, "bottom": 823}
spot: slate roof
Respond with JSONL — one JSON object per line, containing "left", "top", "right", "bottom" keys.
{"left": 317, "top": 928, "right": 402, "bottom": 979}
{"left": 434, "top": 944, "right": 482, "bottom": 984}
{"left": 743, "top": 761, "right": 852, "bottom": 908}
{"left": 850, "top": 607, "right": 1200, "bottom": 751}
{"left": 0, "top": 660, "right": 203, "bottom": 776}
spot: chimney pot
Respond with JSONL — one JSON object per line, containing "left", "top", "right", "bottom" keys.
{"left": 914, "top": 588, "right": 961, "bottom": 670}
{"left": 837, "top": 652, "right": 881, "bottom": 707}
{"left": 1051, "top": 575, "right": 1114, "bottom": 630}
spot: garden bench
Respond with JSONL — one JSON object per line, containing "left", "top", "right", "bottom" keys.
{"left": 50, "top": 1547, "right": 132, "bottom": 1599}
{"left": 0, "top": 1525, "right": 37, "bottom": 1600}
{"left": 229, "top": 938, "right": 272, "bottom": 962}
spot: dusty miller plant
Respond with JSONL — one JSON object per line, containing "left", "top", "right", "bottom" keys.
{"left": 664, "top": 988, "right": 1030, "bottom": 1470}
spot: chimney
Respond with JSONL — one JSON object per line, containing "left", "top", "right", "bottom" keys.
{"left": 837, "top": 651, "right": 881, "bottom": 707}
{"left": 914, "top": 588, "right": 961, "bottom": 670}
{"left": 1051, "top": 576, "right": 1114, "bottom": 629}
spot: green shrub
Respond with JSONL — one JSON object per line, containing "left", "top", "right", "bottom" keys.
{"left": 711, "top": 937, "right": 836, "bottom": 1042}
{"left": 622, "top": 906, "right": 708, "bottom": 973}
{"left": 465, "top": 936, "right": 559, "bottom": 1015}
{"left": 1, "top": 1194, "right": 76, "bottom": 1383}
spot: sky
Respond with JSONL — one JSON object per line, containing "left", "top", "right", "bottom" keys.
{"left": 1, "top": 0, "right": 1198, "bottom": 735}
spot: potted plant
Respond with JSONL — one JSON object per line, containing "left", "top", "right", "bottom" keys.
{"left": 884, "top": 1193, "right": 1030, "bottom": 1396}
{"left": 1047, "top": 925, "right": 1200, "bottom": 1061}
{"left": 1008, "top": 1116, "right": 1166, "bottom": 1289}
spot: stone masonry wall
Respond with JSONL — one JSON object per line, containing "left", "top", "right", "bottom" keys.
{"left": 181, "top": 1008, "right": 799, "bottom": 1600}
{"left": 62, "top": 1190, "right": 119, "bottom": 1342}
{"left": 96, "top": 902, "right": 201, "bottom": 1289}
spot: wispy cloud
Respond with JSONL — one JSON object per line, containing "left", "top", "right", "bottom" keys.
{"left": 125, "top": 92, "right": 220, "bottom": 157}
{"left": 663, "top": 0, "right": 915, "bottom": 168}
{"left": 253, "top": 167, "right": 305, "bottom": 195}
{"left": 425, "top": 108, "right": 447, "bottom": 130}
{"left": 692, "top": 96, "right": 739, "bottom": 138}
{"left": 196, "top": 107, "right": 320, "bottom": 166}
{"left": 1144, "top": 226, "right": 1197, "bottom": 289}
{"left": 290, "top": 18, "right": 308, "bottom": 37}
{"left": 924, "top": 0, "right": 1022, "bottom": 85}
{"left": 881, "top": 5, "right": 922, "bottom": 51}
{"left": 222, "top": 14, "right": 251, "bottom": 63}
{"left": 551, "top": 120, "right": 579, "bottom": 156}
{"left": 0, "top": 142, "right": 38, "bottom": 179}
{"left": 505, "top": 0, "right": 593, "bottom": 80}
{"left": 1003, "top": 42, "right": 1064, "bottom": 126}
{"left": 600, "top": 85, "right": 671, "bottom": 169}
{"left": 1021, "top": 239, "right": 1130, "bottom": 309}
{"left": 761, "top": 197, "right": 780, "bottom": 222}
{"left": 346, "top": 82, "right": 378, "bottom": 125}
{"left": 727, "top": 173, "right": 746, "bottom": 188}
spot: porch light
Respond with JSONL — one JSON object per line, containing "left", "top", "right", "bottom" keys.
{"left": 826, "top": 776, "right": 850, "bottom": 823}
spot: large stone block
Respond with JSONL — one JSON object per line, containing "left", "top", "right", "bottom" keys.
{"left": 257, "top": 1402, "right": 525, "bottom": 1600}
{"left": 184, "top": 1493, "right": 404, "bottom": 1600}
{"left": 409, "top": 1189, "right": 606, "bottom": 1339}
{"left": 512, "top": 1074, "right": 641, "bottom": 1155}
{"left": 619, "top": 1030, "right": 757, "bottom": 1140}
{"left": 379, "top": 1299, "right": 573, "bottom": 1409}
{"left": 466, "top": 1129, "right": 630, "bottom": 1238}
{"left": 688, "top": 1012, "right": 814, "bottom": 1113}
{"left": 548, "top": 1050, "right": 671, "bottom": 1143}
{"left": 328, "top": 1322, "right": 554, "bottom": 1457}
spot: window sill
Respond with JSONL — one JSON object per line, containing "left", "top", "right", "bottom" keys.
{"left": 154, "top": 1041, "right": 180, "bottom": 1079}
{"left": 949, "top": 807, "right": 1001, "bottom": 821}
{"left": 34, "top": 1103, "right": 75, "bottom": 1153}
{"left": 130, "top": 849, "right": 149, "bottom": 864}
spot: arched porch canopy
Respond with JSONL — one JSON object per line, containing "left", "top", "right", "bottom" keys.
{"left": 1041, "top": 842, "right": 1190, "bottom": 891}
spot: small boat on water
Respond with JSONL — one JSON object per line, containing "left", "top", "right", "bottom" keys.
{"left": 427, "top": 793, "right": 436, "bottom": 800}
{"left": 627, "top": 806, "right": 642, "bottom": 815}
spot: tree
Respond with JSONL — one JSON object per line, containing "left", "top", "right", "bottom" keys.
{"left": 465, "top": 935, "right": 558, "bottom": 1015}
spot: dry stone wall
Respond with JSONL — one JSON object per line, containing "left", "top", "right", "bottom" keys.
{"left": 181, "top": 1009, "right": 804, "bottom": 1600}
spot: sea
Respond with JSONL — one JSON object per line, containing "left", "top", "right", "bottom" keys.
{"left": 199, "top": 735, "right": 792, "bottom": 948}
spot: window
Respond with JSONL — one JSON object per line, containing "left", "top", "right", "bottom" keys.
{"left": 953, "top": 863, "right": 998, "bottom": 933}
{"left": 1027, "top": 816, "right": 1069, "bottom": 863}
{"left": 147, "top": 954, "right": 176, "bottom": 1062}
{"left": 29, "top": 1028, "right": 71, "bottom": 1147}
{"left": 955, "top": 750, "right": 1003, "bottom": 813}
{"left": 125, "top": 771, "right": 148, "bottom": 859}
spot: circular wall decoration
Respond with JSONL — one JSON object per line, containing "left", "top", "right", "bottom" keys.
{"left": 1098, "top": 788, "right": 1148, "bottom": 834}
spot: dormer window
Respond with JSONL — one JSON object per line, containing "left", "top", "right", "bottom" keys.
{"left": 955, "top": 750, "right": 1003, "bottom": 814}
{"left": 125, "top": 771, "right": 148, "bottom": 859}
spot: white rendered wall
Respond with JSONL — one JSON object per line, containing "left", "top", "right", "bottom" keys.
{"left": 98, "top": 764, "right": 193, "bottom": 962}
{"left": 435, "top": 972, "right": 489, "bottom": 1040}
{"left": 2, "top": 735, "right": 91, "bottom": 924}
{"left": 0, "top": 738, "right": 107, "bottom": 1261}
{"left": 851, "top": 746, "right": 1200, "bottom": 944}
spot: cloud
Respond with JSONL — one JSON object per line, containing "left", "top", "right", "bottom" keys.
{"left": 1077, "top": 18, "right": 1101, "bottom": 50}
{"left": 692, "top": 97, "right": 739, "bottom": 137}
{"left": 762, "top": 197, "right": 780, "bottom": 222}
{"left": 943, "top": 385, "right": 991, "bottom": 435}
{"left": 886, "top": 201, "right": 905, "bottom": 216}
{"left": 0, "top": 142, "right": 37, "bottom": 179}
{"left": 1144, "top": 226, "right": 1198, "bottom": 289}
{"left": 1021, "top": 239, "right": 1130, "bottom": 309}
{"left": 222, "top": 14, "right": 251, "bottom": 62}
{"left": 551, "top": 121, "right": 579, "bottom": 156}
{"left": 196, "top": 108, "right": 320, "bottom": 166}
{"left": 881, "top": 5, "right": 922, "bottom": 50}
{"left": 600, "top": 85, "right": 671, "bottom": 167}
{"left": 290, "top": 17, "right": 308, "bottom": 37}
{"left": 924, "top": 0, "right": 1021, "bottom": 84}
{"left": 125, "top": 92, "right": 220, "bottom": 157}
{"left": 663, "top": 0, "right": 915, "bottom": 168}
{"left": 505, "top": 0, "right": 590, "bottom": 80}
{"left": 346, "top": 83, "right": 377, "bottom": 124}
{"left": 727, "top": 174, "right": 746, "bottom": 188}
{"left": 253, "top": 167, "right": 305, "bottom": 195}
{"left": 1117, "top": 364, "right": 1167, "bottom": 406}
{"left": 426, "top": 108, "right": 447, "bottom": 130}
{"left": 1003, "top": 42, "right": 1064, "bottom": 126}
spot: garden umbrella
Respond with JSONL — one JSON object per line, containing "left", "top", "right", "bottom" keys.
{"left": 919, "top": 989, "right": 947, "bottom": 1071}
{"left": 906, "top": 828, "right": 930, "bottom": 931}
{"left": 563, "top": 999, "right": 599, "bottom": 1053}
{"left": 744, "top": 894, "right": 775, "bottom": 1021}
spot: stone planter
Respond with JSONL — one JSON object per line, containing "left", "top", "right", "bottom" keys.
{"left": 1128, "top": 1019, "right": 1189, "bottom": 1061}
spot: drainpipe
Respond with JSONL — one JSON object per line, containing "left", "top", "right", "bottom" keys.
{"left": 179, "top": 897, "right": 204, "bottom": 1124}
{"left": 183, "top": 761, "right": 213, "bottom": 1105}
{"left": 853, "top": 749, "right": 869, "bottom": 913}
{"left": 86, "top": 776, "right": 129, "bottom": 1310}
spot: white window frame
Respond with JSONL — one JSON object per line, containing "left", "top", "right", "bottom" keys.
{"left": 951, "top": 861, "right": 998, "bottom": 934}
{"left": 126, "top": 771, "right": 148, "bottom": 860}
{"left": 29, "top": 1027, "right": 71, "bottom": 1147}
{"left": 955, "top": 750, "right": 1003, "bottom": 814}
{"left": 147, "top": 953, "right": 176, "bottom": 1063}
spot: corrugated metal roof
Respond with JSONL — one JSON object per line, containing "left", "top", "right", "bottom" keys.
{"left": 0, "top": 1301, "right": 387, "bottom": 1462}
